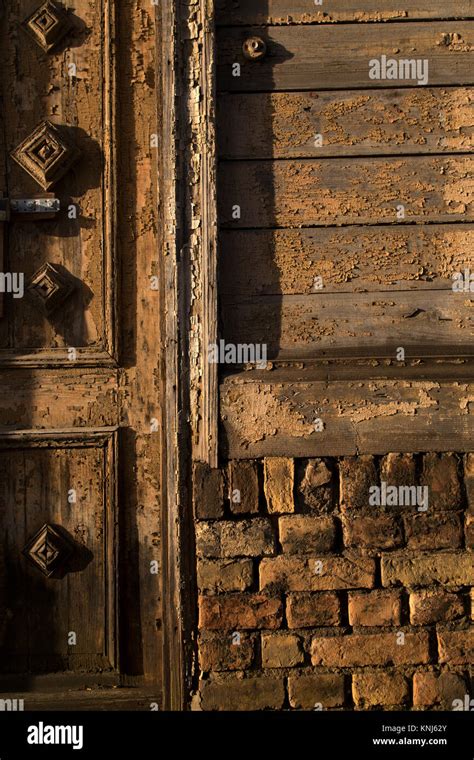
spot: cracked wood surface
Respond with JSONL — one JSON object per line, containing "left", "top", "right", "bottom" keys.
{"left": 217, "top": 23, "right": 474, "bottom": 92}
{"left": 216, "top": 1, "right": 474, "bottom": 26}
{"left": 220, "top": 373, "right": 474, "bottom": 457}
{"left": 218, "top": 88, "right": 474, "bottom": 159}
{"left": 215, "top": 8, "right": 474, "bottom": 454}
{"left": 219, "top": 156, "right": 474, "bottom": 227}
{"left": 0, "top": 0, "right": 163, "bottom": 698}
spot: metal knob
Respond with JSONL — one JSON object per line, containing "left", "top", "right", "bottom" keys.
{"left": 243, "top": 36, "right": 267, "bottom": 61}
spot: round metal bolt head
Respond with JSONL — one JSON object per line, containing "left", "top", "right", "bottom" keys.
{"left": 243, "top": 36, "right": 267, "bottom": 61}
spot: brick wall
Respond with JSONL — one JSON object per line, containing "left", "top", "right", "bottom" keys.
{"left": 192, "top": 453, "right": 474, "bottom": 710}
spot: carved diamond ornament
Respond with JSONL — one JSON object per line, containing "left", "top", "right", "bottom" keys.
{"left": 27, "top": 262, "right": 75, "bottom": 313}
{"left": 22, "top": 1, "right": 73, "bottom": 52}
{"left": 23, "top": 524, "right": 74, "bottom": 577}
{"left": 11, "top": 121, "right": 81, "bottom": 191}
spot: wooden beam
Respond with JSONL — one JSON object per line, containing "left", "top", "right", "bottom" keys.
{"left": 217, "top": 23, "right": 474, "bottom": 92}
{"left": 218, "top": 156, "right": 474, "bottom": 228}
{"left": 218, "top": 88, "right": 474, "bottom": 159}
{"left": 220, "top": 371, "right": 474, "bottom": 457}
{"left": 216, "top": 1, "right": 474, "bottom": 26}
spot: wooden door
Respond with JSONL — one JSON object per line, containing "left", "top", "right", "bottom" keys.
{"left": 0, "top": 0, "right": 162, "bottom": 710}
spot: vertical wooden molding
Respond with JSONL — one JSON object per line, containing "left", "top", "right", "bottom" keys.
{"left": 103, "top": 0, "right": 118, "bottom": 361}
{"left": 199, "top": 0, "right": 219, "bottom": 468}
{"left": 159, "top": 0, "right": 182, "bottom": 710}
{"left": 159, "top": 0, "right": 219, "bottom": 709}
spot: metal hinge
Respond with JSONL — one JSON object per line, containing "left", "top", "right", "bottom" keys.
{"left": 0, "top": 195, "right": 60, "bottom": 221}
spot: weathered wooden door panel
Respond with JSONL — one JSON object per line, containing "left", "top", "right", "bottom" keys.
{"left": 216, "top": 0, "right": 474, "bottom": 25}
{"left": 0, "top": 433, "right": 116, "bottom": 674}
{"left": 0, "top": 0, "right": 113, "bottom": 362}
{"left": 0, "top": 0, "right": 162, "bottom": 709}
{"left": 217, "top": 23, "right": 474, "bottom": 91}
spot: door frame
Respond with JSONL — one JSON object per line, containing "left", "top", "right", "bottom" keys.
{"left": 159, "top": 0, "right": 218, "bottom": 710}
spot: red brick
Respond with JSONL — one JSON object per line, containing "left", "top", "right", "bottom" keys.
{"left": 287, "top": 592, "right": 340, "bottom": 628}
{"left": 403, "top": 513, "right": 462, "bottom": 551}
{"left": 413, "top": 671, "right": 469, "bottom": 708}
{"left": 198, "top": 675, "right": 285, "bottom": 710}
{"left": 196, "top": 519, "right": 275, "bottom": 558}
{"left": 279, "top": 515, "right": 336, "bottom": 554}
{"left": 343, "top": 514, "right": 402, "bottom": 550}
{"left": 353, "top": 672, "right": 409, "bottom": 708}
{"left": 421, "top": 453, "right": 462, "bottom": 511}
{"left": 193, "top": 463, "right": 224, "bottom": 519}
{"left": 264, "top": 458, "right": 295, "bottom": 514}
{"left": 437, "top": 629, "right": 474, "bottom": 665}
{"left": 380, "top": 454, "right": 417, "bottom": 502}
{"left": 261, "top": 633, "right": 304, "bottom": 667}
{"left": 260, "top": 554, "right": 376, "bottom": 592}
{"left": 199, "top": 594, "right": 283, "bottom": 630}
{"left": 311, "top": 632, "right": 430, "bottom": 667}
{"left": 228, "top": 460, "right": 260, "bottom": 515}
{"left": 410, "top": 590, "right": 465, "bottom": 625}
{"left": 297, "top": 459, "right": 334, "bottom": 513}
{"left": 340, "top": 456, "right": 377, "bottom": 510}
{"left": 381, "top": 551, "right": 474, "bottom": 587}
{"left": 198, "top": 632, "right": 255, "bottom": 671}
{"left": 288, "top": 674, "right": 345, "bottom": 709}
{"left": 197, "top": 559, "right": 254, "bottom": 593}
{"left": 348, "top": 590, "right": 402, "bottom": 627}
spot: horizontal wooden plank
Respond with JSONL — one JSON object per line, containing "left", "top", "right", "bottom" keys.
{"left": 219, "top": 226, "right": 474, "bottom": 295}
{"left": 219, "top": 156, "right": 474, "bottom": 227}
{"left": 221, "top": 291, "right": 474, "bottom": 359}
{"left": 216, "top": 1, "right": 474, "bottom": 26}
{"left": 220, "top": 374, "right": 474, "bottom": 457}
{"left": 0, "top": 369, "right": 118, "bottom": 428}
{"left": 217, "top": 23, "right": 474, "bottom": 91}
{"left": 218, "top": 88, "right": 474, "bottom": 158}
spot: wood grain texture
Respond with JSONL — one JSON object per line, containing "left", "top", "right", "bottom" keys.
{"left": 216, "top": 0, "right": 474, "bottom": 25}
{"left": 219, "top": 226, "right": 474, "bottom": 295}
{"left": 219, "top": 156, "right": 474, "bottom": 227}
{"left": 217, "top": 23, "right": 474, "bottom": 92}
{"left": 0, "top": 687, "right": 160, "bottom": 711}
{"left": 218, "top": 88, "right": 474, "bottom": 159}
{"left": 116, "top": 0, "right": 162, "bottom": 687}
{"left": 221, "top": 290, "right": 474, "bottom": 359}
{"left": 0, "top": 0, "right": 163, "bottom": 700}
{"left": 0, "top": 435, "right": 116, "bottom": 673}
{"left": 0, "top": 369, "right": 118, "bottom": 428}
{"left": 220, "top": 374, "right": 474, "bottom": 457}
{"left": 1, "top": 0, "right": 115, "bottom": 359}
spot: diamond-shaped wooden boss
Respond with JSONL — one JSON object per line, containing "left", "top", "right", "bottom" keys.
{"left": 27, "top": 262, "right": 75, "bottom": 314}
{"left": 22, "top": 1, "right": 73, "bottom": 52}
{"left": 23, "top": 524, "right": 74, "bottom": 578}
{"left": 11, "top": 121, "right": 81, "bottom": 191}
